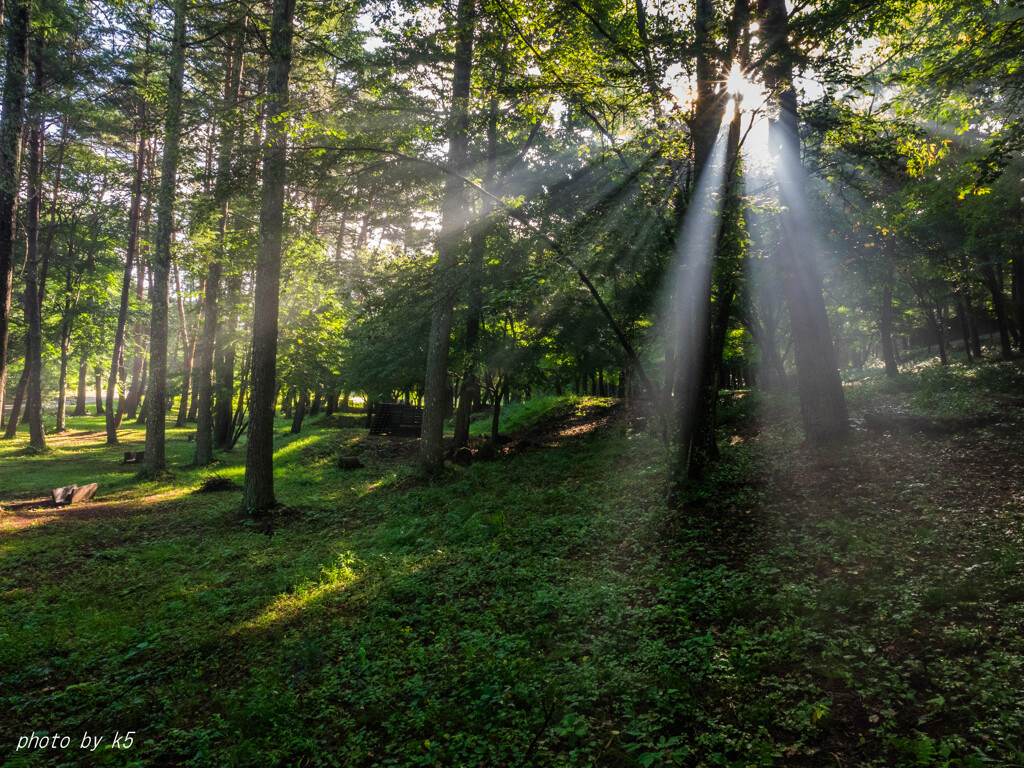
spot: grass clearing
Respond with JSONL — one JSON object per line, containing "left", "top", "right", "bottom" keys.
{"left": 3, "top": 362, "right": 1024, "bottom": 766}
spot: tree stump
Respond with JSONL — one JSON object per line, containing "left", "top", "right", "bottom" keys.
{"left": 453, "top": 447, "right": 473, "bottom": 467}
{"left": 51, "top": 482, "right": 98, "bottom": 507}
{"left": 71, "top": 483, "right": 98, "bottom": 504}
{"left": 123, "top": 450, "right": 144, "bottom": 464}
{"left": 52, "top": 485, "right": 76, "bottom": 507}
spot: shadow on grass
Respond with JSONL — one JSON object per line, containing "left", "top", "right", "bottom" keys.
{"left": 2, "top": 409, "right": 684, "bottom": 766}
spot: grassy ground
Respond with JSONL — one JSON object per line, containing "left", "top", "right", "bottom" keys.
{"left": 2, "top": 361, "right": 1024, "bottom": 767}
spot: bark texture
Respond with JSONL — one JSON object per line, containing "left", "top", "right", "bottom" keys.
{"left": 195, "top": 33, "right": 243, "bottom": 465}
{"left": 55, "top": 270, "right": 75, "bottom": 431}
{"left": 241, "top": 0, "right": 295, "bottom": 515}
{"left": 214, "top": 271, "right": 240, "bottom": 447}
{"left": 73, "top": 357, "right": 88, "bottom": 416}
{"left": 0, "top": 0, "right": 30, "bottom": 429}
{"left": 760, "top": 0, "right": 848, "bottom": 442}
{"left": 880, "top": 237, "right": 899, "bottom": 377}
{"left": 421, "top": 0, "right": 475, "bottom": 471}
{"left": 23, "top": 43, "right": 45, "bottom": 448}
{"left": 105, "top": 136, "right": 147, "bottom": 443}
{"left": 143, "top": 0, "right": 187, "bottom": 475}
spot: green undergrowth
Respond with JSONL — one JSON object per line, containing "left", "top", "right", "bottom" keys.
{"left": 448, "top": 394, "right": 614, "bottom": 437}
{"left": 2, "top": 375, "right": 1024, "bottom": 766}
{"left": 844, "top": 356, "right": 1024, "bottom": 420}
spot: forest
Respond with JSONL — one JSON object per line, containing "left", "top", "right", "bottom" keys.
{"left": 2, "top": 0, "right": 1024, "bottom": 765}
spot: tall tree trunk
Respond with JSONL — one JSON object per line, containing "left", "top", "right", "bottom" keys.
{"left": 123, "top": 260, "right": 148, "bottom": 420}
{"left": 173, "top": 261, "right": 193, "bottom": 426}
{"left": 914, "top": 281, "right": 948, "bottom": 365}
{"left": 421, "top": 0, "right": 475, "bottom": 471}
{"left": 40, "top": 113, "right": 69, "bottom": 274}
{"left": 955, "top": 296, "right": 973, "bottom": 365}
{"left": 133, "top": 357, "right": 148, "bottom": 423}
{"left": 672, "top": 0, "right": 747, "bottom": 490}
{"left": 980, "top": 264, "right": 1012, "bottom": 358}
{"left": 196, "top": 33, "right": 243, "bottom": 465}
{"left": 35, "top": 118, "right": 69, "bottom": 316}
{"left": 228, "top": 345, "right": 251, "bottom": 450}
{"left": 241, "top": 0, "right": 296, "bottom": 516}
{"left": 490, "top": 376, "right": 507, "bottom": 444}
{"left": 880, "top": 238, "right": 899, "bottom": 377}
{"left": 290, "top": 388, "right": 307, "bottom": 433}
{"left": 937, "top": 303, "right": 950, "bottom": 363}
{"left": 143, "top": 0, "right": 187, "bottom": 475}
{"left": 453, "top": 90, "right": 496, "bottom": 449}
{"left": 679, "top": 70, "right": 745, "bottom": 485}
{"left": 55, "top": 270, "right": 74, "bottom": 432}
{"left": 56, "top": 335, "right": 71, "bottom": 432}
{"left": 187, "top": 362, "right": 200, "bottom": 420}
{"left": 760, "top": 0, "right": 848, "bottom": 443}
{"left": 214, "top": 271, "right": 240, "bottom": 447}
{"left": 73, "top": 356, "right": 88, "bottom": 416}
{"left": 23, "top": 42, "right": 45, "bottom": 449}
{"left": 93, "top": 367, "right": 104, "bottom": 414}
{"left": 742, "top": 309, "right": 786, "bottom": 391}
{"left": 668, "top": 0, "right": 718, "bottom": 471}
{"left": 964, "top": 293, "right": 982, "bottom": 358}
{"left": 3, "top": 364, "right": 27, "bottom": 437}
{"left": 176, "top": 338, "right": 196, "bottom": 425}
{"left": 0, "top": 0, "right": 29, "bottom": 432}
{"left": 105, "top": 135, "right": 147, "bottom": 443}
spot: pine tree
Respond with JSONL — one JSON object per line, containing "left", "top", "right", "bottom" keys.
{"left": 143, "top": 0, "right": 187, "bottom": 475}
{"left": 241, "top": 0, "right": 296, "bottom": 516}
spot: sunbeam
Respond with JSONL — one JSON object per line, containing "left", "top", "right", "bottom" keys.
{"left": 654, "top": 116, "right": 733, "bottom": 405}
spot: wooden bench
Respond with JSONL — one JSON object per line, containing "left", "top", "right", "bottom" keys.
{"left": 367, "top": 403, "right": 422, "bottom": 437}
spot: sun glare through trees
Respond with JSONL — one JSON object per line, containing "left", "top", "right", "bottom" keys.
{"left": 2, "top": 0, "right": 1024, "bottom": 765}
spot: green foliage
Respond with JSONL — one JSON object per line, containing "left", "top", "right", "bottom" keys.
{"left": 493, "top": 394, "right": 615, "bottom": 434}
{"left": 845, "top": 357, "right": 1024, "bottom": 419}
